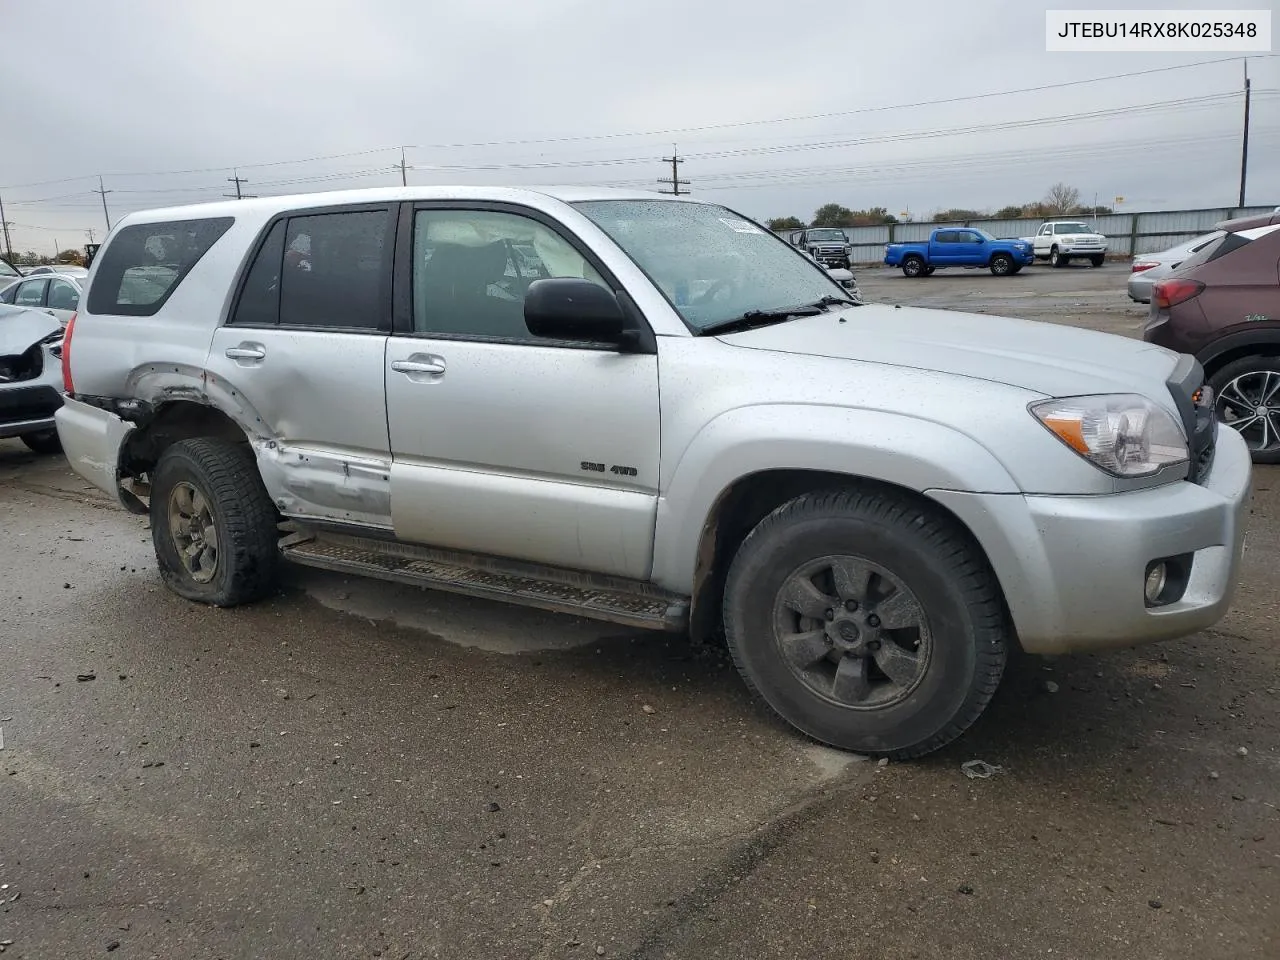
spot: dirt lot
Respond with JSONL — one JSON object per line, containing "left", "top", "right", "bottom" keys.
{"left": 2, "top": 264, "right": 1277, "bottom": 959}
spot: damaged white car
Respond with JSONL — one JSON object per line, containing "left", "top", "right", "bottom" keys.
{"left": 0, "top": 303, "right": 65, "bottom": 454}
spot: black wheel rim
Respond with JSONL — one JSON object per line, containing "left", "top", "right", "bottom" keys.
{"left": 905, "top": 260, "right": 921, "bottom": 276}
{"left": 771, "top": 555, "right": 931, "bottom": 710}
{"left": 168, "top": 481, "right": 219, "bottom": 583}
{"left": 1217, "top": 369, "right": 1280, "bottom": 453}
{"left": 993, "top": 257, "right": 1009, "bottom": 274}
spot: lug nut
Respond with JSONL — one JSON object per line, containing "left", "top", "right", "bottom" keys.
{"left": 825, "top": 608, "right": 835, "bottom": 621}
{"left": 867, "top": 615, "right": 881, "bottom": 628}
{"left": 845, "top": 599, "right": 859, "bottom": 612}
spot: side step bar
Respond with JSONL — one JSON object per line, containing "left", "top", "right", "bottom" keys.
{"left": 278, "top": 523, "right": 690, "bottom": 632}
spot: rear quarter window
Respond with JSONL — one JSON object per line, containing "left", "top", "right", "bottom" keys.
{"left": 86, "top": 217, "right": 234, "bottom": 317}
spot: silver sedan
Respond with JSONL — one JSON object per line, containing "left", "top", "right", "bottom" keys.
{"left": 1127, "top": 231, "right": 1222, "bottom": 303}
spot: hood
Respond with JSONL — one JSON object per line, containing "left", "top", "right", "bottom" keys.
{"left": 717, "top": 304, "right": 1183, "bottom": 401}
{"left": 0, "top": 306, "right": 62, "bottom": 356}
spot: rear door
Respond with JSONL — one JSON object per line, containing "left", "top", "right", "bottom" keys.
{"left": 204, "top": 204, "right": 396, "bottom": 529}
{"left": 931, "top": 231, "right": 960, "bottom": 265}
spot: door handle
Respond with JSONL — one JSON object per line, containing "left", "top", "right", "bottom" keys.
{"left": 225, "top": 346, "right": 266, "bottom": 361}
{"left": 391, "top": 359, "right": 445, "bottom": 375}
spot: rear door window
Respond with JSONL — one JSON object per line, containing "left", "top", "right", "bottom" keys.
{"left": 47, "top": 278, "right": 80, "bottom": 311}
{"left": 277, "top": 210, "right": 391, "bottom": 330}
{"left": 86, "top": 217, "right": 234, "bottom": 316}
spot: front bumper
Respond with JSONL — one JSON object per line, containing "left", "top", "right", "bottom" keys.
{"left": 930, "top": 426, "right": 1252, "bottom": 655}
{"left": 0, "top": 379, "right": 63, "bottom": 440}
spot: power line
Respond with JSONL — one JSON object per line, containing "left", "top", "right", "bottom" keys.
{"left": 4, "top": 55, "right": 1277, "bottom": 194}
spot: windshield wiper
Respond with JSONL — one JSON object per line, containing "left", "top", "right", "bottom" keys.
{"left": 698, "top": 304, "right": 824, "bottom": 336}
{"left": 808, "top": 294, "right": 862, "bottom": 309}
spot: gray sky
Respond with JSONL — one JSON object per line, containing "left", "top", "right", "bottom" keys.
{"left": 1, "top": 0, "right": 1277, "bottom": 254}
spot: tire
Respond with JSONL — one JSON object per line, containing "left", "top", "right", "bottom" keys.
{"left": 902, "top": 256, "right": 925, "bottom": 278}
{"left": 150, "top": 438, "right": 280, "bottom": 606}
{"left": 1090, "top": 255, "right": 1105, "bottom": 267}
{"left": 989, "top": 254, "right": 1013, "bottom": 276}
{"left": 1049, "top": 247, "right": 1066, "bottom": 268}
{"left": 922, "top": 266, "right": 936, "bottom": 276}
{"left": 722, "top": 487, "right": 1008, "bottom": 759}
{"left": 1008, "top": 264, "right": 1023, "bottom": 275}
{"left": 21, "top": 429, "right": 62, "bottom": 455}
{"left": 1208, "top": 355, "right": 1280, "bottom": 465}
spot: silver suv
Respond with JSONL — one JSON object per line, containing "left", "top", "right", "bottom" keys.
{"left": 55, "top": 186, "right": 1252, "bottom": 759}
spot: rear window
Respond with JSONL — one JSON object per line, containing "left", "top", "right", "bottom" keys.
{"left": 86, "top": 217, "right": 234, "bottom": 316}
{"left": 1172, "top": 231, "right": 1254, "bottom": 273}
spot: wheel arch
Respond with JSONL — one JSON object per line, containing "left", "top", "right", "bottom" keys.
{"left": 118, "top": 400, "right": 252, "bottom": 513}
{"left": 1198, "top": 329, "right": 1280, "bottom": 380}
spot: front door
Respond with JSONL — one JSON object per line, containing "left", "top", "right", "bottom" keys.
{"left": 385, "top": 204, "right": 661, "bottom": 580}
{"left": 204, "top": 205, "right": 396, "bottom": 528}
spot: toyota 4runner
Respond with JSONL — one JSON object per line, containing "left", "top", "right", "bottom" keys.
{"left": 55, "top": 187, "right": 1252, "bottom": 759}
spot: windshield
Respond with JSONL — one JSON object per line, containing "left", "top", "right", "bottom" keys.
{"left": 1055, "top": 222, "right": 1093, "bottom": 234}
{"left": 972, "top": 229, "right": 997, "bottom": 241}
{"left": 806, "top": 229, "right": 846, "bottom": 242}
{"left": 0, "top": 260, "right": 19, "bottom": 279}
{"left": 574, "top": 199, "right": 851, "bottom": 331}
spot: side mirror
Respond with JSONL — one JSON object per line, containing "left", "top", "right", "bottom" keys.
{"left": 524, "top": 278, "right": 626, "bottom": 343}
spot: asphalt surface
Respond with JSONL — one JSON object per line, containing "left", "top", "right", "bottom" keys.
{"left": 2, "top": 264, "right": 1278, "bottom": 959}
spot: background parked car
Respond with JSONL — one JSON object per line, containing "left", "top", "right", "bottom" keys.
{"left": 1142, "top": 209, "right": 1280, "bottom": 462}
{"left": 23, "top": 264, "right": 88, "bottom": 279}
{"left": 0, "top": 271, "right": 82, "bottom": 326}
{"left": 1127, "top": 231, "right": 1224, "bottom": 303}
{"left": 0, "top": 303, "right": 65, "bottom": 454}
{"left": 1031, "top": 220, "right": 1108, "bottom": 267}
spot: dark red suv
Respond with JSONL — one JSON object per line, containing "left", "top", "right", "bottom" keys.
{"left": 1143, "top": 209, "right": 1280, "bottom": 463}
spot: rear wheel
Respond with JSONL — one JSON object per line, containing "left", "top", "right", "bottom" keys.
{"left": 922, "top": 266, "right": 936, "bottom": 276}
{"left": 989, "top": 254, "right": 1013, "bottom": 276}
{"left": 21, "top": 429, "right": 62, "bottom": 455}
{"left": 1209, "top": 356, "right": 1280, "bottom": 464}
{"left": 1090, "top": 255, "right": 1105, "bottom": 267}
{"left": 722, "top": 487, "right": 1008, "bottom": 759}
{"left": 150, "top": 438, "right": 280, "bottom": 605}
{"left": 1049, "top": 247, "right": 1066, "bottom": 268}
{"left": 902, "top": 256, "right": 925, "bottom": 278}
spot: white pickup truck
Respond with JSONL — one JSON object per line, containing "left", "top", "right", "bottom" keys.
{"left": 54, "top": 186, "right": 1250, "bottom": 760}
{"left": 1032, "top": 220, "right": 1109, "bottom": 267}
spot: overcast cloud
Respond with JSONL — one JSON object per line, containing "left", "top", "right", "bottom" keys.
{"left": 0, "top": 0, "right": 1276, "bottom": 254}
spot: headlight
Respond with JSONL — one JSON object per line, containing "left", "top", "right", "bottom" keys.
{"left": 1029, "top": 394, "right": 1188, "bottom": 477}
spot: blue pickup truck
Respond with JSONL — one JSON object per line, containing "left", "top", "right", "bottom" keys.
{"left": 884, "top": 228, "right": 1034, "bottom": 278}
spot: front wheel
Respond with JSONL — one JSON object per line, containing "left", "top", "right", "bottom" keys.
{"left": 902, "top": 256, "right": 925, "bottom": 278}
{"left": 989, "top": 254, "right": 1013, "bottom": 276}
{"left": 21, "top": 429, "right": 62, "bottom": 455}
{"left": 150, "top": 438, "right": 280, "bottom": 606}
{"left": 1049, "top": 247, "right": 1066, "bottom": 268}
{"left": 1209, "top": 356, "right": 1280, "bottom": 464}
{"left": 722, "top": 487, "right": 1009, "bottom": 759}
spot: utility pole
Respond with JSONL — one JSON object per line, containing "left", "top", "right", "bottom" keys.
{"left": 224, "top": 169, "right": 255, "bottom": 199}
{"left": 396, "top": 146, "right": 412, "bottom": 186}
{"left": 658, "top": 144, "right": 689, "bottom": 195}
{"left": 1238, "top": 59, "right": 1251, "bottom": 209}
{"left": 94, "top": 175, "right": 113, "bottom": 231}
{"left": 0, "top": 192, "right": 12, "bottom": 261}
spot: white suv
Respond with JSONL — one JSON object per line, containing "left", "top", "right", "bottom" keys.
{"left": 54, "top": 186, "right": 1250, "bottom": 759}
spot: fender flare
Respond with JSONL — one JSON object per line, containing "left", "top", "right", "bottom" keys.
{"left": 1196, "top": 325, "right": 1280, "bottom": 372}
{"left": 649, "top": 403, "right": 1020, "bottom": 592}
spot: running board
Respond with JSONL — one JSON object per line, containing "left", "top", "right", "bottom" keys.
{"left": 277, "top": 523, "right": 689, "bottom": 632}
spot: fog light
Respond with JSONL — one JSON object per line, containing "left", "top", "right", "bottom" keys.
{"left": 1144, "top": 563, "right": 1168, "bottom": 604}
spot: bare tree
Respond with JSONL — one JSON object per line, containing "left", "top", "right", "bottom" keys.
{"left": 1044, "top": 182, "right": 1081, "bottom": 216}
